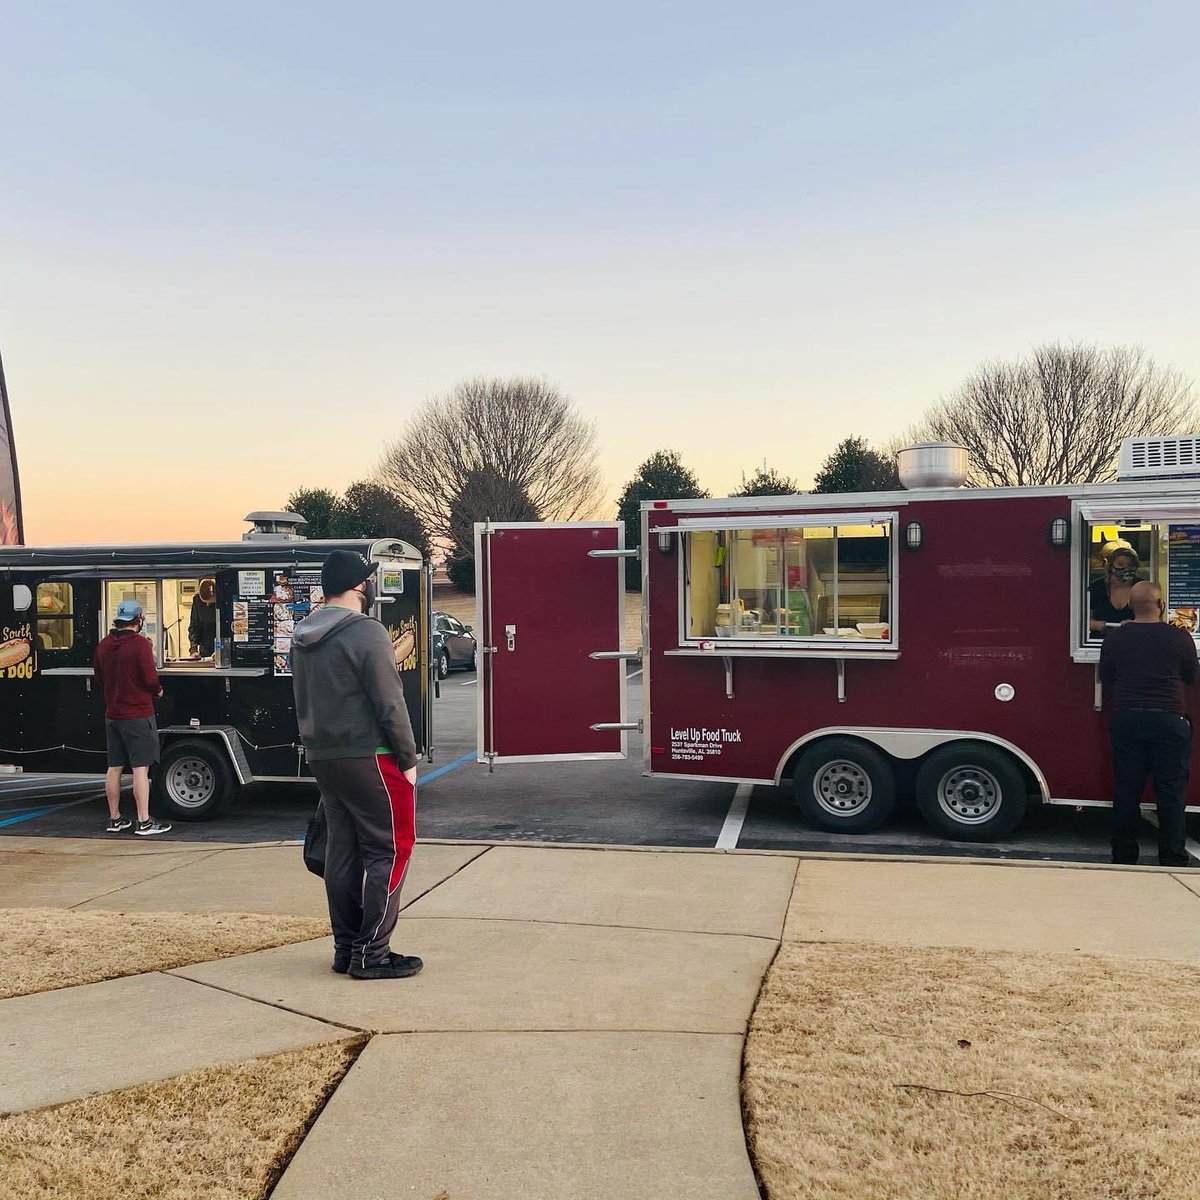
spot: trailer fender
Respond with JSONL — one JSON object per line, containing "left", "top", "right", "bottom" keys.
{"left": 773, "top": 728, "right": 1049, "bottom": 805}
{"left": 158, "top": 725, "right": 253, "bottom": 786}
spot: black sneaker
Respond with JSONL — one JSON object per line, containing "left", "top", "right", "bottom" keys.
{"left": 106, "top": 816, "right": 133, "bottom": 833}
{"left": 349, "top": 953, "right": 423, "bottom": 980}
{"left": 332, "top": 953, "right": 351, "bottom": 974}
{"left": 134, "top": 818, "right": 173, "bottom": 837}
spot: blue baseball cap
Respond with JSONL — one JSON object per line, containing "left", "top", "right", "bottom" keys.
{"left": 115, "top": 600, "right": 144, "bottom": 622}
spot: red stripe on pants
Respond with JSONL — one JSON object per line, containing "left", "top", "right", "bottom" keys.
{"left": 376, "top": 752, "right": 416, "bottom": 893}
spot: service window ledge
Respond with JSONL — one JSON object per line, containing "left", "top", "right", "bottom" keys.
{"left": 663, "top": 647, "right": 901, "bottom": 661}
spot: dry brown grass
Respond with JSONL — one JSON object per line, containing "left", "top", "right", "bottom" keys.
{"left": 1, "top": 908, "right": 330, "bottom": 999}
{"left": 0, "top": 1039, "right": 362, "bottom": 1199}
{"left": 744, "top": 942, "right": 1200, "bottom": 1200}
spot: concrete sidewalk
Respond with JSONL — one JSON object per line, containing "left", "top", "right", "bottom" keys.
{"left": 3, "top": 839, "right": 1199, "bottom": 1198}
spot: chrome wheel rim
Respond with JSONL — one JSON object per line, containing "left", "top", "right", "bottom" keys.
{"left": 937, "top": 766, "right": 1002, "bottom": 825}
{"left": 165, "top": 757, "right": 216, "bottom": 809}
{"left": 813, "top": 759, "right": 872, "bottom": 817}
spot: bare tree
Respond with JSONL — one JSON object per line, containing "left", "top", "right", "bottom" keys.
{"left": 909, "top": 344, "right": 1197, "bottom": 486}
{"left": 377, "top": 377, "right": 603, "bottom": 540}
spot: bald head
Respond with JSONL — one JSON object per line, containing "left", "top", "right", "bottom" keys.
{"left": 1130, "top": 581, "right": 1164, "bottom": 620}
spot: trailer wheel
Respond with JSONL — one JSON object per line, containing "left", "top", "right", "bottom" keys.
{"left": 915, "top": 743, "right": 1028, "bottom": 843}
{"left": 153, "top": 740, "right": 236, "bottom": 822}
{"left": 793, "top": 738, "right": 897, "bottom": 833}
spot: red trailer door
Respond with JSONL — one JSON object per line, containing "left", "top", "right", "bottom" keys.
{"left": 476, "top": 521, "right": 631, "bottom": 764}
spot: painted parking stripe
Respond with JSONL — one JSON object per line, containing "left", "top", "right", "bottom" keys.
{"left": 0, "top": 793, "right": 106, "bottom": 828}
{"left": 715, "top": 783, "right": 754, "bottom": 850}
{"left": 420, "top": 752, "right": 476, "bottom": 786}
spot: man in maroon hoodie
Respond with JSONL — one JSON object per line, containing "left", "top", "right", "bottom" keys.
{"left": 93, "top": 599, "right": 172, "bottom": 836}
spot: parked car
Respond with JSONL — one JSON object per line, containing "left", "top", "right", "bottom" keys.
{"left": 432, "top": 611, "right": 477, "bottom": 677}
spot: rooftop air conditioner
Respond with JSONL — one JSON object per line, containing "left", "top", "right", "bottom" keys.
{"left": 1117, "top": 435, "right": 1200, "bottom": 481}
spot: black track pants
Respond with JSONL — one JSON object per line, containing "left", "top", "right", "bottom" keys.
{"left": 310, "top": 754, "right": 416, "bottom": 969}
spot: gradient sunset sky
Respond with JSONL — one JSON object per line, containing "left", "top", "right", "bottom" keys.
{"left": 3, "top": 1, "right": 1198, "bottom": 544}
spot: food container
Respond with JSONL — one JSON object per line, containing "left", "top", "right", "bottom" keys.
{"left": 855, "top": 622, "right": 890, "bottom": 639}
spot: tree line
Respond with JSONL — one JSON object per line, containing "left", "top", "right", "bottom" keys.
{"left": 286, "top": 343, "right": 1197, "bottom": 592}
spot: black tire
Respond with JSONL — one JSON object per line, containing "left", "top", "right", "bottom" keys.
{"left": 437, "top": 650, "right": 450, "bottom": 679}
{"left": 152, "top": 739, "right": 236, "bottom": 822}
{"left": 915, "top": 742, "right": 1029, "bottom": 843}
{"left": 468, "top": 649, "right": 477, "bottom": 672}
{"left": 793, "top": 737, "right": 897, "bottom": 833}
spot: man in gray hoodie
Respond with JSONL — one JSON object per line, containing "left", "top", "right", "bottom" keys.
{"left": 292, "top": 550, "right": 423, "bottom": 980}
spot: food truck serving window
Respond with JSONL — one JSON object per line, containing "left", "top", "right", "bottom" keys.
{"left": 1081, "top": 515, "right": 1200, "bottom": 645}
{"left": 36, "top": 583, "right": 75, "bottom": 651}
{"left": 683, "top": 517, "right": 896, "bottom": 648}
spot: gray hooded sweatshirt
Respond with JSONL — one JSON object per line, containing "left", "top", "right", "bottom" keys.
{"left": 291, "top": 606, "right": 418, "bottom": 768}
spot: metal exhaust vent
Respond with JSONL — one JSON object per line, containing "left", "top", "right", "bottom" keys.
{"left": 1117, "top": 435, "right": 1200, "bottom": 481}
{"left": 242, "top": 511, "right": 309, "bottom": 541}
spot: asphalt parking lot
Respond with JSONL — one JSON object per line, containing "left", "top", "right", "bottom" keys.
{"left": 1, "top": 667, "right": 1194, "bottom": 865}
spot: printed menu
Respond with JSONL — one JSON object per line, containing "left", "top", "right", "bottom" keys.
{"left": 271, "top": 569, "right": 324, "bottom": 676}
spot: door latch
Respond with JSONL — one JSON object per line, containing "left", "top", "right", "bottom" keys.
{"left": 505, "top": 624, "right": 517, "bottom": 652}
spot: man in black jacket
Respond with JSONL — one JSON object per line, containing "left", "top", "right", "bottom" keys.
{"left": 291, "top": 550, "right": 423, "bottom": 980}
{"left": 1099, "top": 581, "right": 1197, "bottom": 867}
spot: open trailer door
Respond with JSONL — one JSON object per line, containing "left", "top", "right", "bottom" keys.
{"left": 475, "top": 521, "right": 633, "bottom": 765}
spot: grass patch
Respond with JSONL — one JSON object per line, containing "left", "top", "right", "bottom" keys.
{"left": 1, "top": 907, "right": 330, "bottom": 999}
{"left": 743, "top": 942, "right": 1200, "bottom": 1200}
{"left": 0, "top": 1038, "right": 363, "bottom": 1199}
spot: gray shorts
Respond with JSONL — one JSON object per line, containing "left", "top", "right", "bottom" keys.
{"left": 105, "top": 717, "right": 160, "bottom": 769}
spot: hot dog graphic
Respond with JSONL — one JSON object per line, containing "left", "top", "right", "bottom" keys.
{"left": 0, "top": 638, "right": 32, "bottom": 669}
{"left": 392, "top": 628, "right": 416, "bottom": 668}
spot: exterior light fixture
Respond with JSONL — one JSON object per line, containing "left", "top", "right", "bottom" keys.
{"left": 1048, "top": 517, "right": 1070, "bottom": 547}
{"left": 904, "top": 520, "right": 923, "bottom": 551}
{"left": 656, "top": 530, "right": 674, "bottom": 555}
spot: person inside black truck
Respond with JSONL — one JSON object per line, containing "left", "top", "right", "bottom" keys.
{"left": 188, "top": 577, "right": 218, "bottom": 658}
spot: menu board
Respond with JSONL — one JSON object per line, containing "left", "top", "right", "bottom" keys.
{"left": 1167, "top": 526, "right": 1200, "bottom": 632}
{"left": 271, "top": 569, "right": 324, "bottom": 676}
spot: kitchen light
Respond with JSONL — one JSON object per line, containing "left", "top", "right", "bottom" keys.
{"left": 656, "top": 530, "right": 674, "bottom": 555}
{"left": 904, "top": 521, "right": 923, "bottom": 551}
{"left": 1048, "top": 517, "right": 1070, "bottom": 547}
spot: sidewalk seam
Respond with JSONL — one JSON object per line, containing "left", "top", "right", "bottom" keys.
{"left": 65, "top": 848, "right": 231, "bottom": 910}
{"left": 162, "top": 971, "right": 369, "bottom": 1035}
{"left": 398, "top": 913, "right": 782, "bottom": 940}
{"left": 398, "top": 845, "right": 493, "bottom": 913}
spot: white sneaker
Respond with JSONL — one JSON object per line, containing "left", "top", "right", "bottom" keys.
{"left": 134, "top": 819, "right": 173, "bottom": 837}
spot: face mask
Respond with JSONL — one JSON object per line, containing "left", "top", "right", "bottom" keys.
{"left": 360, "top": 580, "right": 377, "bottom": 613}
{"left": 1112, "top": 567, "right": 1137, "bottom": 584}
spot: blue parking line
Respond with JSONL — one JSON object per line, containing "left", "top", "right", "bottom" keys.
{"left": 0, "top": 793, "right": 107, "bottom": 829}
{"left": 420, "top": 752, "right": 476, "bottom": 785}
{"left": 0, "top": 806, "right": 59, "bottom": 828}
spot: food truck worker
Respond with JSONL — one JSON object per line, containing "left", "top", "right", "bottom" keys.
{"left": 1089, "top": 547, "right": 1139, "bottom": 634}
{"left": 93, "top": 600, "right": 173, "bottom": 837}
{"left": 188, "top": 577, "right": 217, "bottom": 658}
{"left": 290, "top": 550, "right": 422, "bottom": 981}
{"left": 1099, "top": 581, "right": 1197, "bottom": 867}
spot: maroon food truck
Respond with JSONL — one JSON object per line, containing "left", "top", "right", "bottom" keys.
{"left": 475, "top": 436, "right": 1200, "bottom": 844}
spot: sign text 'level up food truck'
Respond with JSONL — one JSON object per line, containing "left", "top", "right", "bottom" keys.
{"left": 475, "top": 436, "right": 1200, "bottom": 844}
{"left": 0, "top": 512, "right": 432, "bottom": 820}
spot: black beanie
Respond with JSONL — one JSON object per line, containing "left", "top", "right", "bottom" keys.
{"left": 321, "top": 549, "right": 375, "bottom": 597}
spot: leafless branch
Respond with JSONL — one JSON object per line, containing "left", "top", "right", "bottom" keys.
{"left": 375, "top": 376, "right": 604, "bottom": 542}
{"left": 893, "top": 1083, "right": 1078, "bottom": 1123}
{"left": 907, "top": 343, "right": 1197, "bottom": 486}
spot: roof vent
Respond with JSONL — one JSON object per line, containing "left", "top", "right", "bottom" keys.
{"left": 897, "top": 442, "right": 969, "bottom": 490}
{"left": 242, "top": 511, "right": 308, "bottom": 541}
{"left": 1117, "top": 435, "right": 1200, "bottom": 481}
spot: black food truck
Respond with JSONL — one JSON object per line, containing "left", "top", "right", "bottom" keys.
{"left": 0, "top": 512, "right": 432, "bottom": 821}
